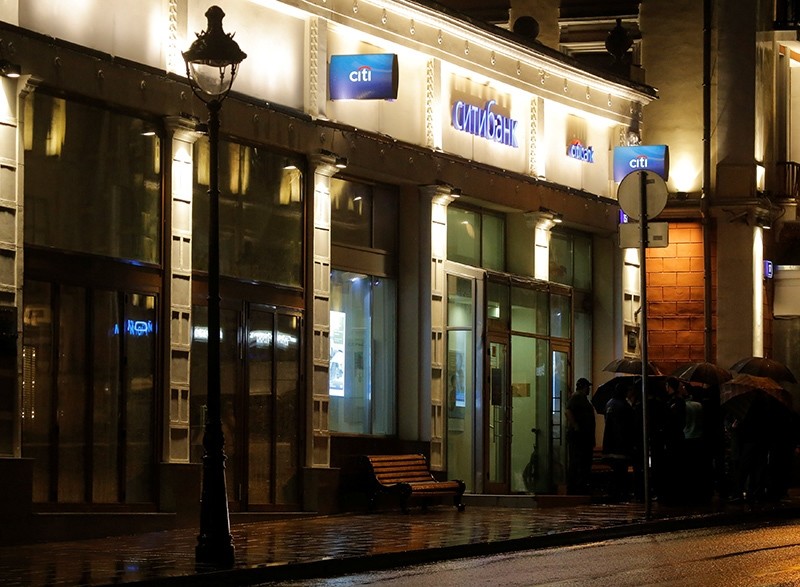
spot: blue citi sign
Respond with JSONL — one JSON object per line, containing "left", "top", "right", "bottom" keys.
{"left": 451, "top": 99, "right": 518, "bottom": 147}
{"left": 613, "top": 145, "right": 670, "bottom": 182}
{"left": 329, "top": 54, "right": 399, "bottom": 100}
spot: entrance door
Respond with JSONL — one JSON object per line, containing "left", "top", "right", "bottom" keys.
{"left": 550, "top": 344, "right": 571, "bottom": 491}
{"left": 191, "top": 303, "right": 302, "bottom": 511}
{"left": 485, "top": 337, "right": 510, "bottom": 493}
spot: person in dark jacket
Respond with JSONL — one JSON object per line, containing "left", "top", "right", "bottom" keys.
{"left": 602, "top": 379, "right": 635, "bottom": 502}
{"left": 566, "top": 377, "right": 596, "bottom": 495}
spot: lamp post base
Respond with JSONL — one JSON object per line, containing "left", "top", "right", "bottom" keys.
{"left": 195, "top": 535, "right": 235, "bottom": 570}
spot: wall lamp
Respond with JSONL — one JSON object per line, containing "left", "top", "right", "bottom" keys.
{"left": 0, "top": 59, "right": 20, "bottom": 78}
{"left": 320, "top": 148, "right": 347, "bottom": 169}
{"left": 538, "top": 206, "right": 563, "bottom": 223}
{"left": 0, "top": 40, "right": 20, "bottom": 78}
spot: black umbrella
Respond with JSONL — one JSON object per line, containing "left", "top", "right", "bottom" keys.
{"left": 592, "top": 375, "right": 667, "bottom": 414}
{"left": 729, "top": 357, "right": 797, "bottom": 384}
{"left": 603, "top": 357, "right": 662, "bottom": 376}
{"left": 670, "top": 362, "right": 732, "bottom": 386}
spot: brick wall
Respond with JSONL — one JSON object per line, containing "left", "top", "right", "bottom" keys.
{"left": 645, "top": 222, "right": 716, "bottom": 374}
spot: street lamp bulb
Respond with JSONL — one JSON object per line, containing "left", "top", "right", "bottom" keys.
{"left": 183, "top": 5, "right": 247, "bottom": 99}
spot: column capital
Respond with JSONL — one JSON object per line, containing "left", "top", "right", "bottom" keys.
{"left": 164, "top": 115, "right": 203, "bottom": 143}
{"left": 421, "top": 184, "right": 459, "bottom": 207}
{"left": 310, "top": 150, "right": 347, "bottom": 178}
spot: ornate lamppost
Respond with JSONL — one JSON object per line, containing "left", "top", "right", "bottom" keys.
{"left": 182, "top": 5, "right": 246, "bottom": 569}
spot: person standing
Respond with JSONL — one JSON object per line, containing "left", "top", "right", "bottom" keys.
{"left": 566, "top": 377, "right": 596, "bottom": 495}
{"left": 602, "top": 379, "right": 636, "bottom": 502}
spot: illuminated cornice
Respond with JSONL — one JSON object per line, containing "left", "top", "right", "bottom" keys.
{"left": 277, "top": 0, "right": 655, "bottom": 122}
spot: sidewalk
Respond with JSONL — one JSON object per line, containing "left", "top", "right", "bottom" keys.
{"left": 2, "top": 495, "right": 800, "bottom": 587}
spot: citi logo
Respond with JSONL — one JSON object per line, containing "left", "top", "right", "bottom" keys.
{"left": 567, "top": 140, "right": 594, "bottom": 163}
{"left": 349, "top": 65, "right": 373, "bottom": 82}
{"left": 629, "top": 155, "right": 649, "bottom": 169}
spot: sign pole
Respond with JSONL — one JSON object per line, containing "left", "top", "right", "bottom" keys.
{"left": 638, "top": 170, "right": 652, "bottom": 519}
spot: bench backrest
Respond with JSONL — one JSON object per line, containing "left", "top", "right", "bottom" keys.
{"left": 365, "top": 454, "right": 435, "bottom": 485}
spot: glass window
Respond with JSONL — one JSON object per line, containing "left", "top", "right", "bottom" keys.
{"left": 574, "top": 235, "right": 592, "bottom": 290}
{"left": 549, "top": 230, "right": 592, "bottom": 290}
{"left": 511, "top": 287, "right": 549, "bottom": 335}
{"left": 549, "top": 232, "right": 573, "bottom": 286}
{"left": 329, "top": 271, "right": 397, "bottom": 435}
{"left": 487, "top": 281, "right": 510, "bottom": 329}
{"left": 193, "top": 141, "right": 304, "bottom": 287}
{"left": 23, "top": 93, "right": 161, "bottom": 263}
{"left": 482, "top": 213, "right": 505, "bottom": 271}
{"left": 330, "top": 178, "right": 372, "bottom": 248}
{"left": 447, "top": 207, "right": 481, "bottom": 266}
{"left": 330, "top": 178, "right": 398, "bottom": 251}
{"left": 447, "top": 207, "right": 504, "bottom": 270}
{"left": 550, "top": 293, "right": 571, "bottom": 339}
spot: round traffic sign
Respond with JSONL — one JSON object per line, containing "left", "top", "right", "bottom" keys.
{"left": 617, "top": 170, "right": 668, "bottom": 220}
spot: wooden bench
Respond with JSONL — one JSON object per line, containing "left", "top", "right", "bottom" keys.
{"left": 361, "top": 454, "right": 466, "bottom": 513}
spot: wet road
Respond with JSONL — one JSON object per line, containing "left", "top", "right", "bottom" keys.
{"left": 270, "top": 520, "right": 800, "bottom": 586}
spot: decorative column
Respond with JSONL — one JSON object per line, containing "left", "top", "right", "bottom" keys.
{"left": 164, "top": 116, "right": 201, "bottom": 464}
{"left": 0, "top": 77, "right": 35, "bottom": 458}
{"left": 308, "top": 154, "right": 341, "bottom": 470}
{"left": 420, "top": 185, "right": 456, "bottom": 471}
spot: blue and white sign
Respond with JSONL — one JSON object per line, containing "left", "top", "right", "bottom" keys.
{"left": 329, "top": 54, "right": 398, "bottom": 100}
{"left": 567, "top": 140, "right": 594, "bottom": 163}
{"left": 613, "top": 145, "right": 670, "bottom": 182}
{"left": 451, "top": 99, "right": 518, "bottom": 148}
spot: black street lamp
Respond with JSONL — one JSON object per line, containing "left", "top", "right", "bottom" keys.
{"left": 182, "top": 5, "right": 246, "bottom": 569}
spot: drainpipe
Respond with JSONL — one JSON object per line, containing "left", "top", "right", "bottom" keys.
{"left": 702, "top": 0, "right": 713, "bottom": 362}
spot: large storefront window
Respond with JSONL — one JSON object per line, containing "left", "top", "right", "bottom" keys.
{"left": 22, "top": 280, "right": 157, "bottom": 504}
{"left": 22, "top": 94, "right": 161, "bottom": 506}
{"left": 328, "top": 271, "right": 397, "bottom": 436}
{"left": 24, "top": 93, "right": 161, "bottom": 263}
{"left": 192, "top": 140, "right": 304, "bottom": 287}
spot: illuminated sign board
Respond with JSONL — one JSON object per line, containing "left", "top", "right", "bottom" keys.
{"left": 451, "top": 99, "right": 519, "bottom": 147}
{"left": 613, "top": 145, "right": 670, "bottom": 182}
{"left": 112, "top": 320, "right": 154, "bottom": 337}
{"left": 329, "top": 54, "right": 399, "bottom": 100}
{"left": 567, "top": 140, "right": 594, "bottom": 163}
{"left": 329, "top": 311, "right": 346, "bottom": 397}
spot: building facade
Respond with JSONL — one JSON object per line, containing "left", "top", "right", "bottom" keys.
{"left": 0, "top": 0, "right": 656, "bottom": 542}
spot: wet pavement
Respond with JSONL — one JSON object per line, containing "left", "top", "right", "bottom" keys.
{"left": 2, "top": 496, "right": 800, "bottom": 586}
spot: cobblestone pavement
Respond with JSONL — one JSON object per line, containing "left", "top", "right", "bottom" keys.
{"left": 2, "top": 498, "right": 799, "bottom": 586}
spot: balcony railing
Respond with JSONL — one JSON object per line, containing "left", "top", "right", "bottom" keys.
{"left": 776, "top": 161, "right": 800, "bottom": 199}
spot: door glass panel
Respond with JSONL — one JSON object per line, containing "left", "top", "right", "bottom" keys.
{"left": 275, "top": 313, "right": 300, "bottom": 505}
{"left": 446, "top": 274, "right": 474, "bottom": 489}
{"left": 488, "top": 342, "right": 508, "bottom": 486}
{"left": 247, "top": 310, "right": 274, "bottom": 505}
{"left": 124, "top": 293, "right": 156, "bottom": 503}
{"left": 220, "top": 308, "right": 240, "bottom": 505}
{"left": 551, "top": 349, "right": 569, "bottom": 490}
{"left": 511, "top": 287, "right": 548, "bottom": 335}
{"left": 22, "top": 281, "right": 54, "bottom": 502}
{"left": 550, "top": 294, "right": 571, "bottom": 339}
{"left": 190, "top": 306, "right": 241, "bottom": 506}
{"left": 93, "top": 290, "right": 120, "bottom": 503}
{"left": 57, "top": 285, "right": 87, "bottom": 503}
{"left": 511, "top": 335, "right": 549, "bottom": 493}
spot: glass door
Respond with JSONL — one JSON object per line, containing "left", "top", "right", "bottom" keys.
{"left": 485, "top": 338, "right": 510, "bottom": 493}
{"left": 551, "top": 344, "right": 571, "bottom": 492}
{"left": 191, "top": 303, "right": 302, "bottom": 511}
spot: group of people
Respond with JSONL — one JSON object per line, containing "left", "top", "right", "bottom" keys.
{"left": 565, "top": 375, "right": 798, "bottom": 505}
